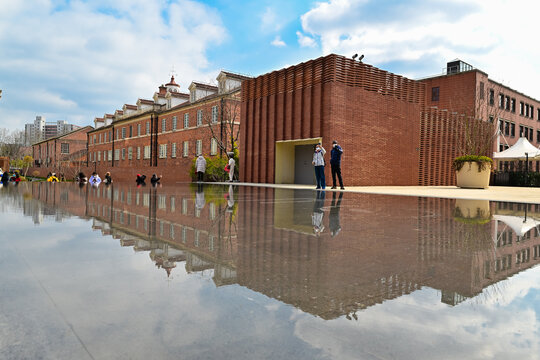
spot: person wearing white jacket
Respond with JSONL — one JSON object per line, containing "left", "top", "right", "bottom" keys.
{"left": 195, "top": 154, "right": 206, "bottom": 182}
{"left": 312, "top": 143, "right": 326, "bottom": 189}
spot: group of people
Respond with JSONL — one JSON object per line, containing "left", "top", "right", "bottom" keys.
{"left": 312, "top": 140, "right": 345, "bottom": 190}
{"left": 195, "top": 152, "right": 236, "bottom": 182}
{"left": 0, "top": 168, "right": 20, "bottom": 185}
{"left": 136, "top": 173, "right": 161, "bottom": 187}
{"left": 75, "top": 171, "right": 112, "bottom": 186}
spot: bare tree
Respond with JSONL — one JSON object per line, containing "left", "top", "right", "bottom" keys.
{"left": 0, "top": 128, "right": 24, "bottom": 158}
{"left": 203, "top": 91, "right": 242, "bottom": 155}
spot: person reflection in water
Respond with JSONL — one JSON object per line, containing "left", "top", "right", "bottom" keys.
{"left": 329, "top": 191, "right": 343, "bottom": 237}
{"left": 226, "top": 184, "right": 235, "bottom": 211}
{"left": 196, "top": 183, "right": 205, "bottom": 210}
{"left": 312, "top": 190, "right": 326, "bottom": 236}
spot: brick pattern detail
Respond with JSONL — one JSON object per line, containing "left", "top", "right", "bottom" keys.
{"left": 241, "top": 54, "right": 425, "bottom": 185}
{"left": 419, "top": 109, "right": 493, "bottom": 185}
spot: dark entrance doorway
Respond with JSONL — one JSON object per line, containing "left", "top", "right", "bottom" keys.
{"left": 294, "top": 145, "right": 315, "bottom": 185}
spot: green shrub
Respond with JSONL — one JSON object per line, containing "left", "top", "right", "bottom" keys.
{"left": 453, "top": 155, "right": 493, "bottom": 172}
{"left": 190, "top": 155, "right": 229, "bottom": 182}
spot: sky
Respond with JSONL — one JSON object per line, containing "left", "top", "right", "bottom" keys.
{"left": 0, "top": 0, "right": 539, "bottom": 133}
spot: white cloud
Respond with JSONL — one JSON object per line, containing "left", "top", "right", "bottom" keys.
{"left": 296, "top": 31, "right": 317, "bottom": 48}
{"left": 299, "top": 0, "right": 540, "bottom": 97}
{"left": 261, "top": 7, "right": 283, "bottom": 32}
{"left": 271, "top": 36, "right": 286, "bottom": 47}
{"left": 0, "top": 0, "right": 227, "bottom": 131}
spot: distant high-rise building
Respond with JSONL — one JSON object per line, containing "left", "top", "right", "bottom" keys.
{"left": 24, "top": 116, "right": 81, "bottom": 145}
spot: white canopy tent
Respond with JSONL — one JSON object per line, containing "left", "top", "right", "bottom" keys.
{"left": 493, "top": 137, "right": 540, "bottom": 160}
{"left": 493, "top": 214, "right": 540, "bottom": 238}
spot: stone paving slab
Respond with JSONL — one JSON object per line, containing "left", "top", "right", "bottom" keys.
{"left": 209, "top": 182, "right": 540, "bottom": 204}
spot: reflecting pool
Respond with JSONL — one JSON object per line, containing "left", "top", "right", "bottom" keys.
{"left": 1, "top": 182, "right": 540, "bottom": 359}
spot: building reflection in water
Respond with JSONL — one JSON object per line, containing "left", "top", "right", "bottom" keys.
{"left": 15, "top": 182, "right": 540, "bottom": 320}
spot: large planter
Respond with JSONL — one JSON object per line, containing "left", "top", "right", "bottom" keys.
{"left": 455, "top": 161, "right": 491, "bottom": 189}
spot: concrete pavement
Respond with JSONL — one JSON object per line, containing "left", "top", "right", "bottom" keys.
{"left": 213, "top": 182, "right": 540, "bottom": 204}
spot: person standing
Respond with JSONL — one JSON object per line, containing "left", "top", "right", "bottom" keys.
{"left": 330, "top": 140, "right": 344, "bottom": 190}
{"left": 312, "top": 143, "right": 326, "bottom": 189}
{"left": 104, "top": 172, "right": 112, "bottom": 185}
{"left": 195, "top": 154, "right": 206, "bottom": 182}
{"left": 227, "top": 153, "right": 235, "bottom": 182}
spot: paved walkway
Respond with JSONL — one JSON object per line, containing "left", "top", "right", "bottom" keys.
{"left": 213, "top": 182, "right": 540, "bottom": 204}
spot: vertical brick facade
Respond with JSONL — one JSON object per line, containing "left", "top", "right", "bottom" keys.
{"left": 241, "top": 54, "right": 425, "bottom": 185}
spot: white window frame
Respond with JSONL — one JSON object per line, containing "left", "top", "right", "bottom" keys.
{"left": 128, "top": 147, "right": 133, "bottom": 160}
{"left": 171, "top": 143, "right": 177, "bottom": 158}
{"left": 196, "top": 139, "right": 202, "bottom": 156}
{"left": 162, "top": 118, "right": 166, "bottom": 132}
{"left": 144, "top": 145, "right": 151, "bottom": 159}
{"left": 159, "top": 144, "right": 167, "bottom": 159}
{"left": 114, "top": 149, "right": 120, "bottom": 161}
{"left": 183, "top": 141, "right": 189, "bottom": 157}
{"left": 197, "top": 109, "right": 203, "bottom": 126}
{"left": 184, "top": 113, "right": 189, "bottom": 128}
{"left": 172, "top": 116, "right": 177, "bottom": 131}
{"left": 210, "top": 138, "right": 218, "bottom": 155}
{"left": 212, "top": 105, "right": 218, "bottom": 123}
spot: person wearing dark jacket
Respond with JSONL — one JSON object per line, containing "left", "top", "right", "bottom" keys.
{"left": 330, "top": 140, "right": 344, "bottom": 190}
{"left": 150, "top": 174, "right": 161, "bottom": 186}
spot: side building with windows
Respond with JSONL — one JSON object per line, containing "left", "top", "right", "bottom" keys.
{"left": 30, "top": 126, "right": 94, "bottom": 178}
{"left": 85, "top": 72, "right": 247, "bottom": 182}
{"left": 422, "top": 59, "right": 540, "bottom": 172}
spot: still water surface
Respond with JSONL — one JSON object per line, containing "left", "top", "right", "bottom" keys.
{"left": 1, "top": 182, "right": 540, "bottom": 359}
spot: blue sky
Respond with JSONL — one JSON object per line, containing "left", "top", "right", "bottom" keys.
{"left": 1, "top": 0, "right": 539, "bottom": 132}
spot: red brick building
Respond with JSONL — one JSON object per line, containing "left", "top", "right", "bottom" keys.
{"left": 240, "top": 54, "right": 540, "bottom": 186}
{"left": 30, "top": 126, "right": 93, "bottom": 178}
{"left": 86, "top": 72, "right": 247, "bottom": 183}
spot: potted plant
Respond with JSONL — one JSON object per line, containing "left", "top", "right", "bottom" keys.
{"left": 453, "top": 155, "right": 493, "bottom": 189}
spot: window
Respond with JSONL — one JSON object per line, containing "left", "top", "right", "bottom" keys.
{"left": 129, "top": 126, "right": 133, "bottom": 138}
{"left": 116, "top": 129, "right": 119, "bottom": 140}
{"left": 511, "top": 123, "right": 515, "bottom": 137}
{"left": 183, "top": 141, "right": 189, "bottom": 157}
{"left": 144, "top": 145, "right": 151, "bottom": 159}
{"left": 99, "top": 134, "right": 102, "bottom": 143}
{"left": 526, "top": 104, "right": 530, "bottom": 117}
{"left": 498, "top": 93, "right": 504, "bottom": 108}
{"left": 121, "top": 148, "right": 125, "bottom": 160}
{"left": 538, "top": 108, "right": 540, "bottom": 121}
{"left": 520, "top": 102, "right": 524, "bottom": 115}
{"left": 60, "top": 143, "right": 69, "bottom": 154}
{"left": 137, "top": 147, "right": 141, "bottom": 160}
{"left": 489, "top": 89, "right": 494, "bottom": 105}
{"left": 505, "top": 96, "right": 510, "bottom": 111}
{"left": 196, "top": 140, "right": 202, "bottom": 155}
{"left": 128, "top": 147, "right": 133, "bottom": 160}
{"left": 159, "top": 144, "right": 167, "bottom": 158}
{"left": 212, "top": 105, "right": 218, "bottom": 123}
{"left": 479, "top": 82, "right": 484, "bottom": 99}
{"left": 122, "top": 127, "right": 126, "bottom": 139}
{"left": 93, "top": 135, "right": 96, "bottom": 144}
{"left": 531, "top": 106, "right": 535, "bottom": 119}
{"left": 172, "top": 116, "right": 177, "bottom": 130}
{"left": 104, "top": 133, "right": 107, "bottom": 142}
{"left": 184, "top": 113, "right": 189, "bottom": 128}
{"left": 114, "top": 149, "right": 120, "bottom": 161}
{"left": 137, "top": 124, "right": 141, "bottom": 136}
{"left": 511, "top": 98, "right": 516, "bottom": 113}
{"left": 504, "top": 121, "right": 509, "bottom": 136}
{"left": 211, "top": 138, "right": 218, "bottom": 155}
{"left": 499, "top": 119, "right": 504, "bottom": 133}
{"left": 103, "top": 151, "right": 107, "bottom": 161}
{"left": 537, "top": 130, "right": 540, "bottom": 143}
{"left": 162, "top": 118, "right": 166, "bottom": 132}
{"left": 431, "top": 87, "right": 439, "bottom": 102}
{"left": 146, "top": 122, "right": 150, "bottom": 135}
{"left": 98, "top": 151, "right": 101, "bottom": 162}
{"left": 171, "top": 143, "right": 177, "bottom": 158}
{"left": 197, "top": 109, "right": 203, "bottom": 126}
{"left": 108, "top": 150, "right": 112, "bottom": 161}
